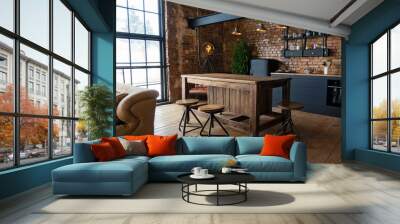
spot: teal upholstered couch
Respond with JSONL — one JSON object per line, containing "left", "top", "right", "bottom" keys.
{"left": 52, "top": 137, "right": 307, "bottom": 196}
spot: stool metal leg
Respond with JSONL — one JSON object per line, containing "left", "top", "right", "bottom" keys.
{"left": 208, "top": 114, "right": 213, "bottom": 136}
{"left": 179, "top": 106, "right": 203, "bottom": 136}
{"left": 213, "top": 115, "right": 230, "bottom": 136}
{"left": 182, "top": 108, "right": 188, "bottom": 136}
{"left": 189, "top": 110, "right": 203, "bottom": 127}
{"left": 178, "top": 110, "right": 186, "bottom": 132}
{"left": 200, "top": 116, "right": 211, "bottom": 136}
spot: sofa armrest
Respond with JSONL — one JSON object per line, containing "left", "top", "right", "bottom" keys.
{"left": 73, "top": 140, "right": 100, "bottom": 163}
{"left": 289, "top": 142, "right": 307, "bottom": 181}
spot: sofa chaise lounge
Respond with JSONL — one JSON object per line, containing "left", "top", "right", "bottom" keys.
{"left": 52, "top": 137, "right": 307, "bottom": 196}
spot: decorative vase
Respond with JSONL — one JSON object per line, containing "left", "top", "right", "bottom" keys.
{"left": 323, "top": 66, "right": 329, "bottom": 75}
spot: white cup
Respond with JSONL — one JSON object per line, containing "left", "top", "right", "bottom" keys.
{"left": 200, "top": 169, "right": 208, "bottom": 176}
{"left": 191, "top": 167, "right": 202, "bottom": 176}
{"left": 221, "top": 167, "right": 232, "bottom": 174}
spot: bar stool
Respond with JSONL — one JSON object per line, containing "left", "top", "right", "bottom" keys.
{"left": 176, "top": 99, "right": 203, "bottom": 136}
{"left": 198, "top": 104, "right": 229, "bottom": 136}
{"left": 277, "top": 101, "right": 304, "bottom": 136}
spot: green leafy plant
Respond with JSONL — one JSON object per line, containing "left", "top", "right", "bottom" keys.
{"left": 231, "top": 39, "right": 250, "bottom": 74}
{"left": 79, "top": 84, "right": 113, "bottom": 140}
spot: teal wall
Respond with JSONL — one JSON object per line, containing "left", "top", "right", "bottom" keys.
{"left": 0, "top": 0, "right": 115, "bottom": 200}
{"left": 344, "top": 0, "right": 400, "bottom": 171}
{"left": 91, "top": 32, "right": 116, "bottom": 135}
{"left": 0, "top": 158, "right": 72, "bottom": 199}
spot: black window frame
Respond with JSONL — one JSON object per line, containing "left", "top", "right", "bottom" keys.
{"left": 115, "top": 0, "right": 168, "bottom": 102}
{"left": 0, "top": 0, "right": 92, "bottom": 171}
{"left": 370, "top": 20, "right": 400, "bottom": 154}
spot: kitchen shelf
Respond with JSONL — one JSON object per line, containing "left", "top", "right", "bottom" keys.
{"left": 283, "top": 28, "right": 329, "bottom": 58}
{"left": 282, "top": 48, "right": 329, "bottom": 57}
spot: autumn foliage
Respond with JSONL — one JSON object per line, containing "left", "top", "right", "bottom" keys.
{"left": 0, "top": 85, "right": 59, "bottom": 151}
{"left": 372, "top": 99, "right": 400, "bottom": 142}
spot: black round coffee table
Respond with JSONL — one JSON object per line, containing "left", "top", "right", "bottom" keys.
{"left": 177, "top": 173, "right": 255, "bottom": 206}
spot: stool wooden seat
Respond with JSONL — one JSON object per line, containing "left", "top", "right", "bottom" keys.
{"left": 176, "top": 99, "right": 199, "bottom": 106}
{"left": 198, "top": 104, "right": 229, "bottom": 136}
{"left": 198, "top": 104, "right": 225, "bottom": 113}
{"left": 278, "top": 102, "right": 304, "bottom": 111}
{"left": 176, "top": 99, "right": 203, "bottom": 136}
{"left": 276, "top": 101, "right": 304, "bottom": 137}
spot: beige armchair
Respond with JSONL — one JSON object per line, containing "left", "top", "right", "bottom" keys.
{"left": 116, "top": 88, "right": 159, "bottom": 136}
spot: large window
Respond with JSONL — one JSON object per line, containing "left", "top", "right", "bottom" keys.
{"left": 116, "top": 0, "right": 166, "bottom": 101}
{"left": 370, "top": 23, "right": 400, "bottom": 153}
{"left": 0, "top": 0, "right": 91, "bottom": 170}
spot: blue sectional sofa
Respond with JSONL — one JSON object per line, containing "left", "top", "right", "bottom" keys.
{"left": 52, "top": 137, "right": 307, "bottom": 196}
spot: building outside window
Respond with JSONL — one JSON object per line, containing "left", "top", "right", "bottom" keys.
{"left": 28, "top": 67, "right": 34, "bottom": 80}
{"left": 28, "top": 81, "right": 34, "bottom": 94}
{"left": 370, "top": 23, "right": 400, "bottom": 154}
{"left": 0, "top": 0, "right": 91, "bottom": 170}
{"left": 0, "top": 71, "right": 6, "bottom": 85}
{"left": 115, "top": 0, "right": 166, "bottom": 101}
{"left": 0, "top": 54, "right": 7, "bottom": 90}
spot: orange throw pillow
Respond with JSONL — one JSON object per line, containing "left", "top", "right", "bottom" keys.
{"left": 260, "top": 134, "right": 296, "bottom": 159}
{"left": 146, "top": 135, "right": 177, "bottom": 157}
{"left": 124, "top": 135, "right": 149, "bottom": 141}
{"left": 101, "top": 137, "right": 126, "bottom": 158}
{"left": 91, "top": 142, "right": 117, "bottom": 162}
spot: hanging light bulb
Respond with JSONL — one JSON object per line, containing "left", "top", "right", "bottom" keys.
{"left": 256, "top": 23, "right": 267, "bottom": 32}
{"left": 232, "top": 26, "right": 242, "bottom": 36}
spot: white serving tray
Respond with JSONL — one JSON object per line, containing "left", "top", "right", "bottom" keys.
{"left": 190, "top": 174, "right": 215, "bottom": 179}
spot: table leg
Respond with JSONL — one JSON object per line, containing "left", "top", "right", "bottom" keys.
{"left": 249, "top": 85, "right": 260, "bottom": 136}
{"left": 181, "top": 77, "right": 188, "bottom": 100}
{"left": 216, "top": 184, "right": 219, "bottom": 206}
{"left": 282, "top": 79, "right": 291, "bottom": 105}
{"left": 245, "top": 183, "right": 248, "bottom": 201}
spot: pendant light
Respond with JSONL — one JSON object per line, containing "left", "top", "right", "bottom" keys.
{"left": 256, "top": 23, "right": 267, "bottom": 32}
{"left": 232, "top": 25, "right": 242, "bottom": 36}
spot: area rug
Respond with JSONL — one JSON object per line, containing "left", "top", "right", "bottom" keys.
{"left": 37, "top": 183, "right": 361, "bottom": 214}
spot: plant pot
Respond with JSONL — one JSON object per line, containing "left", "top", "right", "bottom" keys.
{"left": 323, "top": 66, "right": 329, "bottom": 75}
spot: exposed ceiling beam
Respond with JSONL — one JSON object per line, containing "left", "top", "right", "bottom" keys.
{"left": 167, "top": 0, "right": 351, "bottom": 37}
{"left": 188, "top": 13, "right": 242, "bottom": 29}
{"left": 330, "top": 0, "right": 367, "bottom": 27}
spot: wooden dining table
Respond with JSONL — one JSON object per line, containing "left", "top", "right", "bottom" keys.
{"left": 181, "top": 73, "right": 291, "bottom": 136}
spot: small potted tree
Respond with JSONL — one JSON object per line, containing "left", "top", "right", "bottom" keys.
{"left": 231, "top": 39, "right": 250, "bottom": 74}
{"left": 79, "top": 84, "right": 114, "bottom": 140}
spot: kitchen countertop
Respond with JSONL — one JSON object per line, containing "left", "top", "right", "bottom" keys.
{"left": 271, "top": 72, "right": 341, "bottom": 78}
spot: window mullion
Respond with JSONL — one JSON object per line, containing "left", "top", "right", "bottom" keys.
{"left": 14, "top": 0, "right": 21, "bottom": 167}
{"left": 49, "top": 0, "right": 54, "bottom": 160}
{"left": 388, "top": 30, "right": 391, "bottom": 152}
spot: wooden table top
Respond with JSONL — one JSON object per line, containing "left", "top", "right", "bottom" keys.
{"left": 182, "top": 73, "right": 290, "bottom": 84}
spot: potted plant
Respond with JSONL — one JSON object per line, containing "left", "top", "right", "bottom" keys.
{"left": 79, "top": 84, "right": 114, "bottom": 140}
{"left": 231, "top": 39, "right": 250, "bottom": 74}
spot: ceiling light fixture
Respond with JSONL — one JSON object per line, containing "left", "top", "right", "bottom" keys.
{"left": 256, "top": 23, "right": 267, "bottom": 32}
{"left": 232, "top": 26, "right": 242, "bottom": 36}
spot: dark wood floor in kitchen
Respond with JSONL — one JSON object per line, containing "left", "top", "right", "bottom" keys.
{"left": 155, "top": 104, "right": 341, "bottom": 163}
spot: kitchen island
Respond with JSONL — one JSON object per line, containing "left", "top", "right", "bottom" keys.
{"left": 181, "top": 73, "right": 291, "bottom": 136}
{"left": 271, "top": 72, "right": 341, "bottom": 117}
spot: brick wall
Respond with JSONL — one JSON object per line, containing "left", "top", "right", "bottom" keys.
{"left": 222, "top": 20, "right": 342, "bottom": 75}
{"left": 165, "top": 3, "right": 343, "bottom": 101}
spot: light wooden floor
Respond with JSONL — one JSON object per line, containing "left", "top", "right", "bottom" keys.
{"left": 1, "top": 163, "right": 400, "bottom": 224}
{"left": 155, "top": 104, "right": 341, "bottom": 163}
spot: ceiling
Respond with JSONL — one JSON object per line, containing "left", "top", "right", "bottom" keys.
{"left": 167, "top": 0, "right": 384, "bottom": 38}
